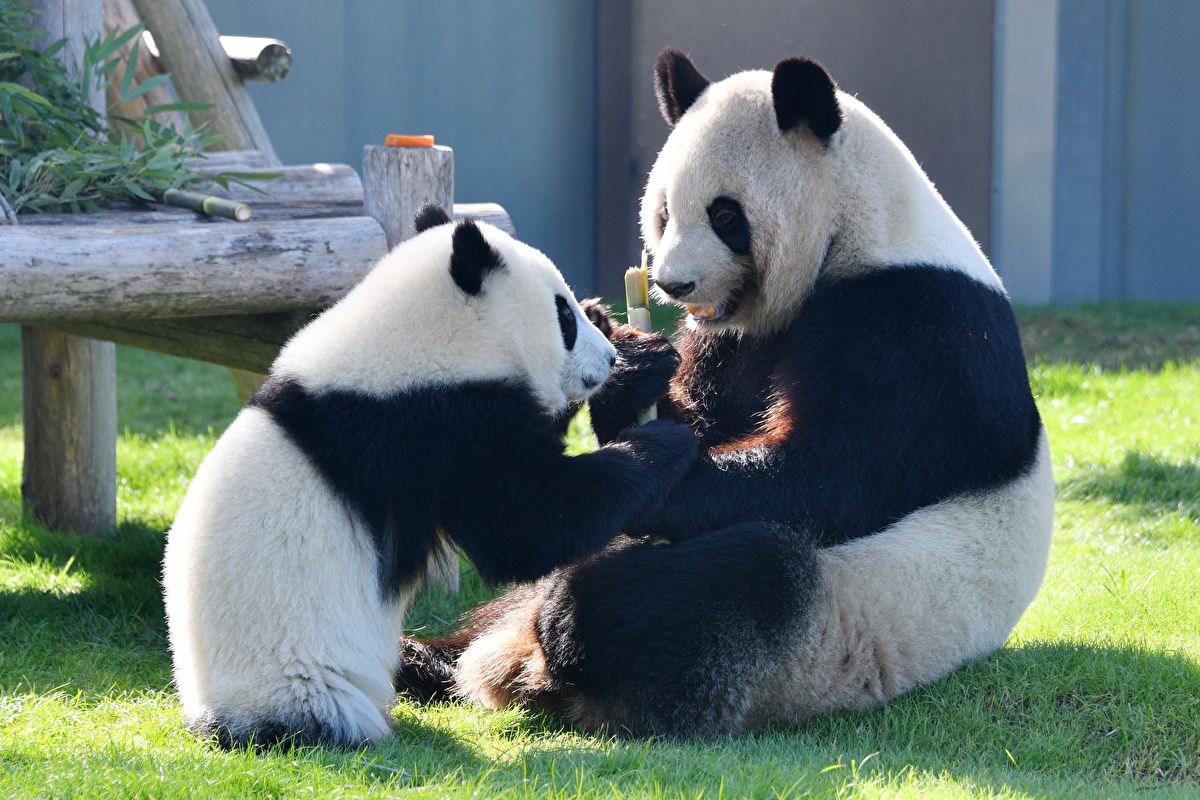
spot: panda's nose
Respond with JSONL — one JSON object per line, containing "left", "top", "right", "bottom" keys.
{"left": 655, "top": 280, "right": 695, "bottom": 299}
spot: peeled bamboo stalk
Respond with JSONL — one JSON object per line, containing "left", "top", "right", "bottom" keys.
{"left": 624, "top": 253, "right": 658, "bottom": 424}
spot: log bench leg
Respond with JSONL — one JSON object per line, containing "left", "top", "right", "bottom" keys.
{"left": 21, "top": 328, "right": 117, "bottom": 535}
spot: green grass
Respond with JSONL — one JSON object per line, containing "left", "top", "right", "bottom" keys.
{"left": 1, "top": 304, "right": 1198, "bottom": 798}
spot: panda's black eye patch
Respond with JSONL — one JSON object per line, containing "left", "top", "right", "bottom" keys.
{"left": 555, "top": 295, "right": 578, "bottom": 351}
{"left": 707, "top": 196, "right": 751, "bottom": 256}
{"left": 657, "top": 203, "right": 669, "bottom": 237}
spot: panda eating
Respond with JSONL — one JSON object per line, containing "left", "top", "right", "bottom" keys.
{"left": 162, "top": 209, "right": 698, "bottom": 749}
{"left": 396, "top": 50, "right": 1055, "bottom": 736}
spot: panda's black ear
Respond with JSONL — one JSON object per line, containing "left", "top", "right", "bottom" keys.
{"left": 771, "top": 57, "right": 842, "bottom": 142}
{"left": 449, "top": 220, "right": 504, "bottom": 295}
{"left": 654, "top": 47, "right": 711, "bottom": 127}
{"left": 414, "top": 203, "right": 452, "bottom": 233}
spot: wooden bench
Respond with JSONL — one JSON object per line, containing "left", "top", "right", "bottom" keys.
{"left": 3, "top": 0, "right": 506, "bottom": 594}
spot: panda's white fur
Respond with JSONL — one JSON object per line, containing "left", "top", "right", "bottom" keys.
{"left": 163, "top": 217, "right": 705, "bottom": 748}
{"left": 440, "top": 53, "right": 1055, "bottom": 735}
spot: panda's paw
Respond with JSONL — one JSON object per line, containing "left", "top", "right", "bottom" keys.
{"left": 589, "top": 333, "right": 681, "bottom": 443}
{"left": 613, "top": 419, "right": 699, "bottom": 482}
{"left": 580, "top": 298, "right": 617, "bottom": 339}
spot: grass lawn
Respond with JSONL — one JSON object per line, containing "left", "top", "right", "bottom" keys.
{"left": 1, "top": 304, "right": 1197, "bottom": 798}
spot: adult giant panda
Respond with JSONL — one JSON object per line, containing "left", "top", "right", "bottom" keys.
{"left": 397, "top": 50, "right": 1055, "bottom": 736}
{"left": 162, "top": 208, "right": 698, "bottom": 749}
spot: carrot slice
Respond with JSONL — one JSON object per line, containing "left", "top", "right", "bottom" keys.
{"left": 385, "top": 134, "right": 435, "bottom": 148}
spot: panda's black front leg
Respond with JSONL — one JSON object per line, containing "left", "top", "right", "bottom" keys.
{"left": 587, "top": 329, "right": 684, "bottom": 444}
{"left": 443, "top": 418, "right": 699, "bottom": 585}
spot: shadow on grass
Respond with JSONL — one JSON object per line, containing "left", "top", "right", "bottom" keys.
{"left": 1062, "top": 451, "right": 1200, "bottom": 521}
{"left": 0, "top": 518, "right": 172, "bottom": 697}
{"left": 151, "top": 639, "right": 1193, "bottom": 795}
{"left": 1015, "top": 303, "right": 1200, "bottom": 371}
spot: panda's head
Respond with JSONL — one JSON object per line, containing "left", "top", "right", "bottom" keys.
{"left": 276, "top": 208, "right": 615, "bottom": 415}
{"left": 642, "top": 48, "right": 994, "bottom": 338}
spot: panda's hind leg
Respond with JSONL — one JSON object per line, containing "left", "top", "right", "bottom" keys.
{"left": 456, "top": 523, "right": 818, "bottom": 736}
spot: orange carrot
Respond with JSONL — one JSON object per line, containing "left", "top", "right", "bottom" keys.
{"left": 384, "top": 134, "right": 435, "bottom": 148}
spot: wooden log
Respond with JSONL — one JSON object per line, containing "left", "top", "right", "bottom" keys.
{"left": 362, "top": 144, "right": 454, "bottom": 248}
{"left": 0, "top": 216, "right": 388, "bottom": 322}
{"left": 219, "top": 36, "right": 290, "bottom": 82}
{"left": 214, "top": 163, "right": 363, "bottom": 204}
{"left": 454, "top": 202, "right": 516, "bottom": 236}
{"left": 17, "top": 198, "right": 514, "bottom": 232}
{"left": 360, "top": 142, "right": 460, "bottom": 593}
{"left": 22, "top": 0, "right": 117, "bottom": 536}
{"left": 43, "top": 312, "right": 308, "bottom": 373}
{"left": 140, "top": 32, "right": 292, "bottom": 83}
{"left": 18, "top": 200, "right": 365, "bottom": 226}
{"left": 188, "top": 149, "right": 273, "bottom": 172}
{"left": 131, "top": 0, "right": 279, "bottom": 163}
{"left": 22, "top": 329, "right": 118, "bottom": 534}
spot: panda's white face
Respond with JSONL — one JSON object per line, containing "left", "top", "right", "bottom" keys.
{"left": 643, "top": 70, "right": 839, "bottom": 338}
{"left": 476, "top": 228, "right": 617, "bottom": 412}
{"left": 642, "top": 50, "right": 999, "bottom": 339}
{"left": 275, "top": 218, "right": 614, "bottom": 415}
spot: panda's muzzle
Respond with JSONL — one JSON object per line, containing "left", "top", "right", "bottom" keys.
{"left": 655, "top": 279, "right": 695, "bottom": 299}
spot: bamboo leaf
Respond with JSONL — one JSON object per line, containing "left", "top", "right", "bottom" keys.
{"left": 123, "top": 73, "right": 170, "bottom": 102}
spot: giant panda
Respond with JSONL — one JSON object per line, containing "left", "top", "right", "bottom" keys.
{"left": 162, "top": 207, "right": 699, "bottom": 749}
{"left": 395, "top": 50, "right": 1055, "bottom": 736}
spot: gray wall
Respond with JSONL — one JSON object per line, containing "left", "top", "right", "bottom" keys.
{"left": 205, "top": 0, "right": 598, "bottom": 292}
{"left": 1001, "top": 0, "right": 1200, "bottom": 303}
{"left": 598, "top": 0, "right": 996, "bottom": 295}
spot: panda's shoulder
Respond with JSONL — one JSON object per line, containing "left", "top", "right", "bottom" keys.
{"left": 796, "top": 264, "right": 1019, "bottom": 352}
{"left": 781, "top": 263, "right": 1031, "bottom": 412}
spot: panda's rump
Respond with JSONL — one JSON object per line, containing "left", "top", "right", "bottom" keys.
{"left": 164, "top": 408, "right": 402, "bottom": 733}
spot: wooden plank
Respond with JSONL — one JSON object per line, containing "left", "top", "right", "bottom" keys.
{"left": 131, "top": 0, "right": 279, "bottom": 162}
{"left": 362, "top": 144, "right": 454, "bottom": 248}
{"left": 22, "top": 0, "right": 117, "bottom": 536}
{"left": 41, "top": 312, "right": 309, "bottom": 373}
{"left": 1, "top": 217, "right": 388, "bottom": 322}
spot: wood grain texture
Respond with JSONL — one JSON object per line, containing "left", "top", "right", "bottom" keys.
{"left": 130, "top": 0, "right": 279, "bottom": 162}
{"left": 21, "top": 0, "right": 118, "bottom": 536}
{"left": 1, "top": 216, "right": 388, "bottom": 322}
{"left": 362, "top": 144, "right": 454, "bottom": 248}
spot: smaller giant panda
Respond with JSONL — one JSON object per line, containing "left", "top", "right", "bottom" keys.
{"left": 162, "top": 208, "right": 698, "bottom": 749}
